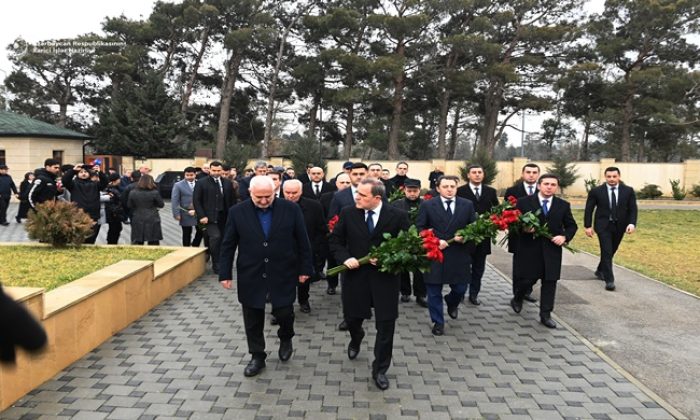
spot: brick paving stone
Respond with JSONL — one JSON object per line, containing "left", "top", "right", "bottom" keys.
{"left": 0, "top": 205, "right": 681, "bottom": 419}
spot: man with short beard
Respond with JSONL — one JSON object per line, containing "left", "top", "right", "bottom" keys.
{"left": 392, "top": 178, "right": 427, "bottom": 307}
{"left": 302, "top": 167, "right": 334, "bottom": 200}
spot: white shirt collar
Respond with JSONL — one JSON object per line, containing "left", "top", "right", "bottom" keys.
{"left": 538, "top": 193, "right": 553, "bottom": 205}
{"left": 368, "top": 201, "right": 382, "bottom": 215}
{"left": 469, "top": 183, "right": 481, "bottom": 190}
{"left": 524, "top": 182, "right": 536, "bottom": 193}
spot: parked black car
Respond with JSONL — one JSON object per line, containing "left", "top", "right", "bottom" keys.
{"left": 155, "top": 171, "right": 184, "bottom": 199}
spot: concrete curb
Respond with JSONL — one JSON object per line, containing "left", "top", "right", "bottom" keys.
{"left": 486, "top": 261, "right": 689, "bottom": 420}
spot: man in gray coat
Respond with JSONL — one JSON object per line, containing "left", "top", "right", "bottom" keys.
{"left": 171, "top": 167, "right": 201, "bottom": 247}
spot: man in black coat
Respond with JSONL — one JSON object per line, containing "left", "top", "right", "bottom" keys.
{"left": 503, "top": 163, "right": 541, "bottom": 303}
{"left": 584, "top": 167, "right": 638, "bottom": 291}
{"left": 0, "top": 165, "right": 18, "bottom": 226}
{"left": 62, "top": 163, "right": 108, "bottom": 243}
{"left": 416, "top": 175, "right": 476, "bottom": 336}
{"left": 283, "top": 180, "right": 328, "bottom": 313}
{"left": 237, "top": 161, "right": 268, "bottom": 201}
{"left": 328, "top": 162, "right": 367, "bottom": 218}
{"left": 392, "top": 178, "right": 427, "bottom": 307}
{"left": 302, "top": 167, "right": 334, "bottom": 200}
{"left": 510, "top": 174, "right": 578, "bottom": 329}
{"left": 457, "top": 165, "right": 500, "bottom": 306}
{"left": 219, "top": 176, "right": 313, "bottom": 377}
{"left": 320, "top": 173, "right": 352, "bottom": 295}
{"left": 329, "top": 178, "right": 410, "bottom": 390}
{"left": 193, "top": 161, "right": 236, "bottom": 274}
{"left": 28, "top": 158, "right": 61, "bottom": 211}
{"left": 388, "top": 161, "right": 409, "bottom": 192}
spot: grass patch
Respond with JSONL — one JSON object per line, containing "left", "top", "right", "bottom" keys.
{"left": 0, "top": 246, "right": 172, "bottom": 291}
{"left": 571, "top": 210, "right": 700, "bottom": 297}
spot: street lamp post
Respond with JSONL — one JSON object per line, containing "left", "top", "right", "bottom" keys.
{"left": 520, "top": 111, "right": 526, "bottom": 157}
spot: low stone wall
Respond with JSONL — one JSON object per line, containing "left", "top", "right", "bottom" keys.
{"left": 0, "top": 246, "right": 206, "bottom": 411}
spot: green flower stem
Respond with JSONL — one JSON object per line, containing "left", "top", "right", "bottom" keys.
{"left": 326, "top": 254, "right": 372, "bottom": 276}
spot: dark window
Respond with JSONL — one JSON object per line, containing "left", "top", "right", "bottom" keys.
{"left": 52, "top": 150, "right": 63, "bottom": 165}
{"left": 0, "top": 150, "right": 5, "bottom": 166}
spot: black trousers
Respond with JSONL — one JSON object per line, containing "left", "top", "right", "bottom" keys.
{"left": 596, "top": 222, "right": 625, "bottom": 282}
{"left": 17, "top": 201, "right": 30, "bottom": 220}
{"left": 298, "top": 281, "right": 310, "bottom": 305}
{"left": 0, "top": 197, "right": 9, "bottom": 224}
{"left": 326, "top": 254, "right": 339, "bottom": 289}
{"left": 400, "top": 271, "right": 425, "bottom": 297}
{"left": 514, "top": 277, "right": 557, "bottom": 318}
{"left": 84, "top": 223, "right": 100, "bottom": 244}
{"left": 511, "top": 254, "right": 533, "bottom": 297}
{"left": 242, "top": 305, "right": 295, "bottom": 360}
{"left": 346, "top": 317, "right": 396, "bottom": 376}
{"left": 106, "top": 220, "right": 122, "bottom": 244}
{"left": 133, "top": 241, "right": 159, "bottom": 245}
{"left": 469, "top": 250, "right": 488, "bottom": 298}
{"left": 206, "top": 223, "right": 223, "bottom": 269}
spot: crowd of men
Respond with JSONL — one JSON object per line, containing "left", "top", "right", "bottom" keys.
{"left": 0, "top": 158, "right": 638, "bottom": 390}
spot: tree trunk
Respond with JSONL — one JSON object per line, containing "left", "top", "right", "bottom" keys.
{"left": 581, "top": 112, "right": 591, "bottom": 161}
{"left": 308, "top": 97, "right": 318, "bottom": 139}
{"left": 436, "top": 52, "right": 457, "bottom": 159}
{"left": 344, "top": 103, "right": 354, "bottom": 159}
{"left": 621, "top": 74, "right": 635, "bottom": 162}
{"left": 480, "top": 77, "right": 504, "bottom": 157}
{"left": 215, "top": 51, "right": 243, "bottom": 159}
{"left": 448, "top": 105, "right": 461, "bottom": 159}
{"left": 181, "top": 26, "right": 210, "bottom": 114}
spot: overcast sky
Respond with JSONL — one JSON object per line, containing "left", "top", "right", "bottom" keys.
{"left": 0, "top": 0, "right": 608, "bottom": 147}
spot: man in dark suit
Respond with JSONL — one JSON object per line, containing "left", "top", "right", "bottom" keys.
{"left": 238, "top": 161, "right": 268, "bottom": 201}
{"left": 328, "top": 162, "right": 367, "bottom": 218}
{"left": 219, "top": 176, "right": 313, "bottom": 377}
{"left": 193, "top": 161, "right": 236, "bottom": 274}
{"left": 503, "top": 163, "right": 541, "bottom": 303}
{"left": 329, "top": 178, "right": 410, "bottom": 390}
{"left": 584, "top": 167, "right": 638, "bottom": 291}
{"left": 283, "top": 180, "right": 328, "bottom": 312}
{"left": 297, "top": 163, "right": 314, "bottom": 185}
{"left": 510, "top": 174, "right": 578, "bottom": 329}
{"left": 392, "top": 178, "right": 427, "bottom": 307}
{"left": 416, "top": 175, "right": 476, "bottom": 336}
{"left": 302, "top": 166, "right": 335, "bottom": 200}
{"left": 320, "top": 173, "right": 352, "bottom": 295}
{"left": 457, "top": 165, "right": 499, "bottom": 305}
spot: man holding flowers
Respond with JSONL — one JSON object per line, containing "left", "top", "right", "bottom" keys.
{"left": 328, "top": 178, "right": 410, "bottom": 390}
{"left": 510, "top": 174, "right": 578, "bottom": 329}
{"left": 416, "top": 175, "right": 476, "bottom": 336}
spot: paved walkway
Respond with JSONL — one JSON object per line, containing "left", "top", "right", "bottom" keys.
{"left": 0, "top": 202, "right": 694, "bottom": 419}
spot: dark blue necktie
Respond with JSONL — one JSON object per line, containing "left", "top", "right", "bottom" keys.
{"left": 542, "top": 199, "right": 549, "bottom": 216}
{"left": 366, "top": 210, "right": 375, "bottom": 234}
{"left": 445, "top": 200, "right": 453, "bottom": 217}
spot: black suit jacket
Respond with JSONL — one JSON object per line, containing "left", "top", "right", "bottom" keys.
{"left": 193, "top": 176, "right": 236, "bottom": 224}
{"left": 584, "top": 183, "right": 638, "bottom": 231}
{"left": 329, "top": 204, "right": 410, "bottom": 321}
{"left": 416, "top": 197, "right": 476, "bottom": 285}
{"left": 503, "top": 182, "right": 538, "bottom": 253}
{"left": 328, "top": 187, "right": 355, "bottom": 218}
{"left": 457, "top": 183, "right": 499, "bottom": 254}
{"left": 320, "top": 191, "right": 334, "bottom": 219}
{"left": 296, "top": 197, "right": 328, "bottom": 255}
{"left": 302, "top": 181, "right": 335, "bottom": 200}
{"left": 514, "top": 195, "right": 577, "bottom": 282}
{"left": 219, "top": 198, "right": 313, "bottom": 308}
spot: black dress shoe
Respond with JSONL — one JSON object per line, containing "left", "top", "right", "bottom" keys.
{"left": 416, "top": 296, "right": 428, "bottom": 308}
{"left": 270, "top": 316, "right": 278, "bottom": 325}
{"left": 444, "top": 296, "right": 458, "bottom": 319}
{"left": 523, "top": 294, "right": 537, "bottom": 303}
{"left": 327, "top": 287, "right": 336, "bottom": 295}
{"left": 347, "top": 342, "right": 360, "bottom": 360}
{"left": 594, "top": 270, "right": 604, "bottom": 280}
{"left": 0, "top": 222, "right": 9, "bottom": 226}
{"left": 338, "top": 320, "right": 348, "bottom": 331}
{"left": 510, "top": 298, "right": 522, "bottom": 314}
{"left": 400, "top": 295, "right": 411, "bottom": 303}
{"left": 431, "top": 323, "right": 444, "bottom": 336}
{"left": 373, "top": 372, "right": 390, "bottom": 390}
{"left": 468, "top": 296, "right": 481, "bottom": 306}
{"left": 605, "top": 281, "right": 616, "bottom": 291}
{"left": 540, "top": 317, "right": 557, "bottom": 329}
{"left": 15, "top": 217, "right": 21, "bottom": 223}
{"left": 244, "top": 358, "right": 266, "bottom": 377}
{"left": 299, "top": 302, "right": 311, "bottom": 313}
{"left": 278, "top": 340, "right": 293, "bottom": 361}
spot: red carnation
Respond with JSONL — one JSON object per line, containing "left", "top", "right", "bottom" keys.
{"left": 423, "top": 193, "right": 433, "bottom": 200}
{"left": 327, "top": 215, "right": 339, "bottom": 232}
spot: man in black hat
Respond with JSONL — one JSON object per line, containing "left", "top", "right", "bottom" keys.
{"left": 0, "top": 165, "right": 18, "bottom": 226}
{"left": 391, "top": 178, "right": 427, "bottom": 307}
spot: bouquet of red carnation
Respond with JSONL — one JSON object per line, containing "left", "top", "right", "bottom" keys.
{"left": 509, "top": 209, "right": 577, "bottom": 253}
{"left": 326, "top": 226, "right": 444, "bottom": 276}
{"left": 327, "top": 214, "right": 339, "bottom": 233}
{"left": 420, "top": 229, "right": 443, "bottom": 263}
{"left": 448, "top": 196, "right": 521, "bottom": 245}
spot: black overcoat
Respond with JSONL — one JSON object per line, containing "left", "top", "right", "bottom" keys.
{"left": 503, "top": 182, "right": 538, "bottom": 253}
{"left": 415, "top": 197, "right": 476, "bottom": 285}
{"left": 329, "top": 204, "right": 410, "bottom": 321}
{"left": 218, "top": 198, "right": 314, "bottom": 309}
{"left": 127, "top": 189, "right": 164, "bottom": 242}
{"left": 514, "top": 194, "right": 578, "bottom": 282}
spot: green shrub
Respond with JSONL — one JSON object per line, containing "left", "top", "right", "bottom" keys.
{"left": 584, "top": 177, "right": 599, "bottom": 194}
{"left": 459, "top": 149, "right": 498, "bottom": 185}
{"left": 25, "top": 201, "right": 95, "bottom": 246}
{"left": 691, "top": 184, "right": 700, "bottom": 198}
{"left": 546, "top": 155, "right": 579, "bottom": 194}
{"left": 637, "top": 184, "right": 663, "bottom": 200}
{"left": 669, "top": 179, "right": 686, "bottom": 200}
